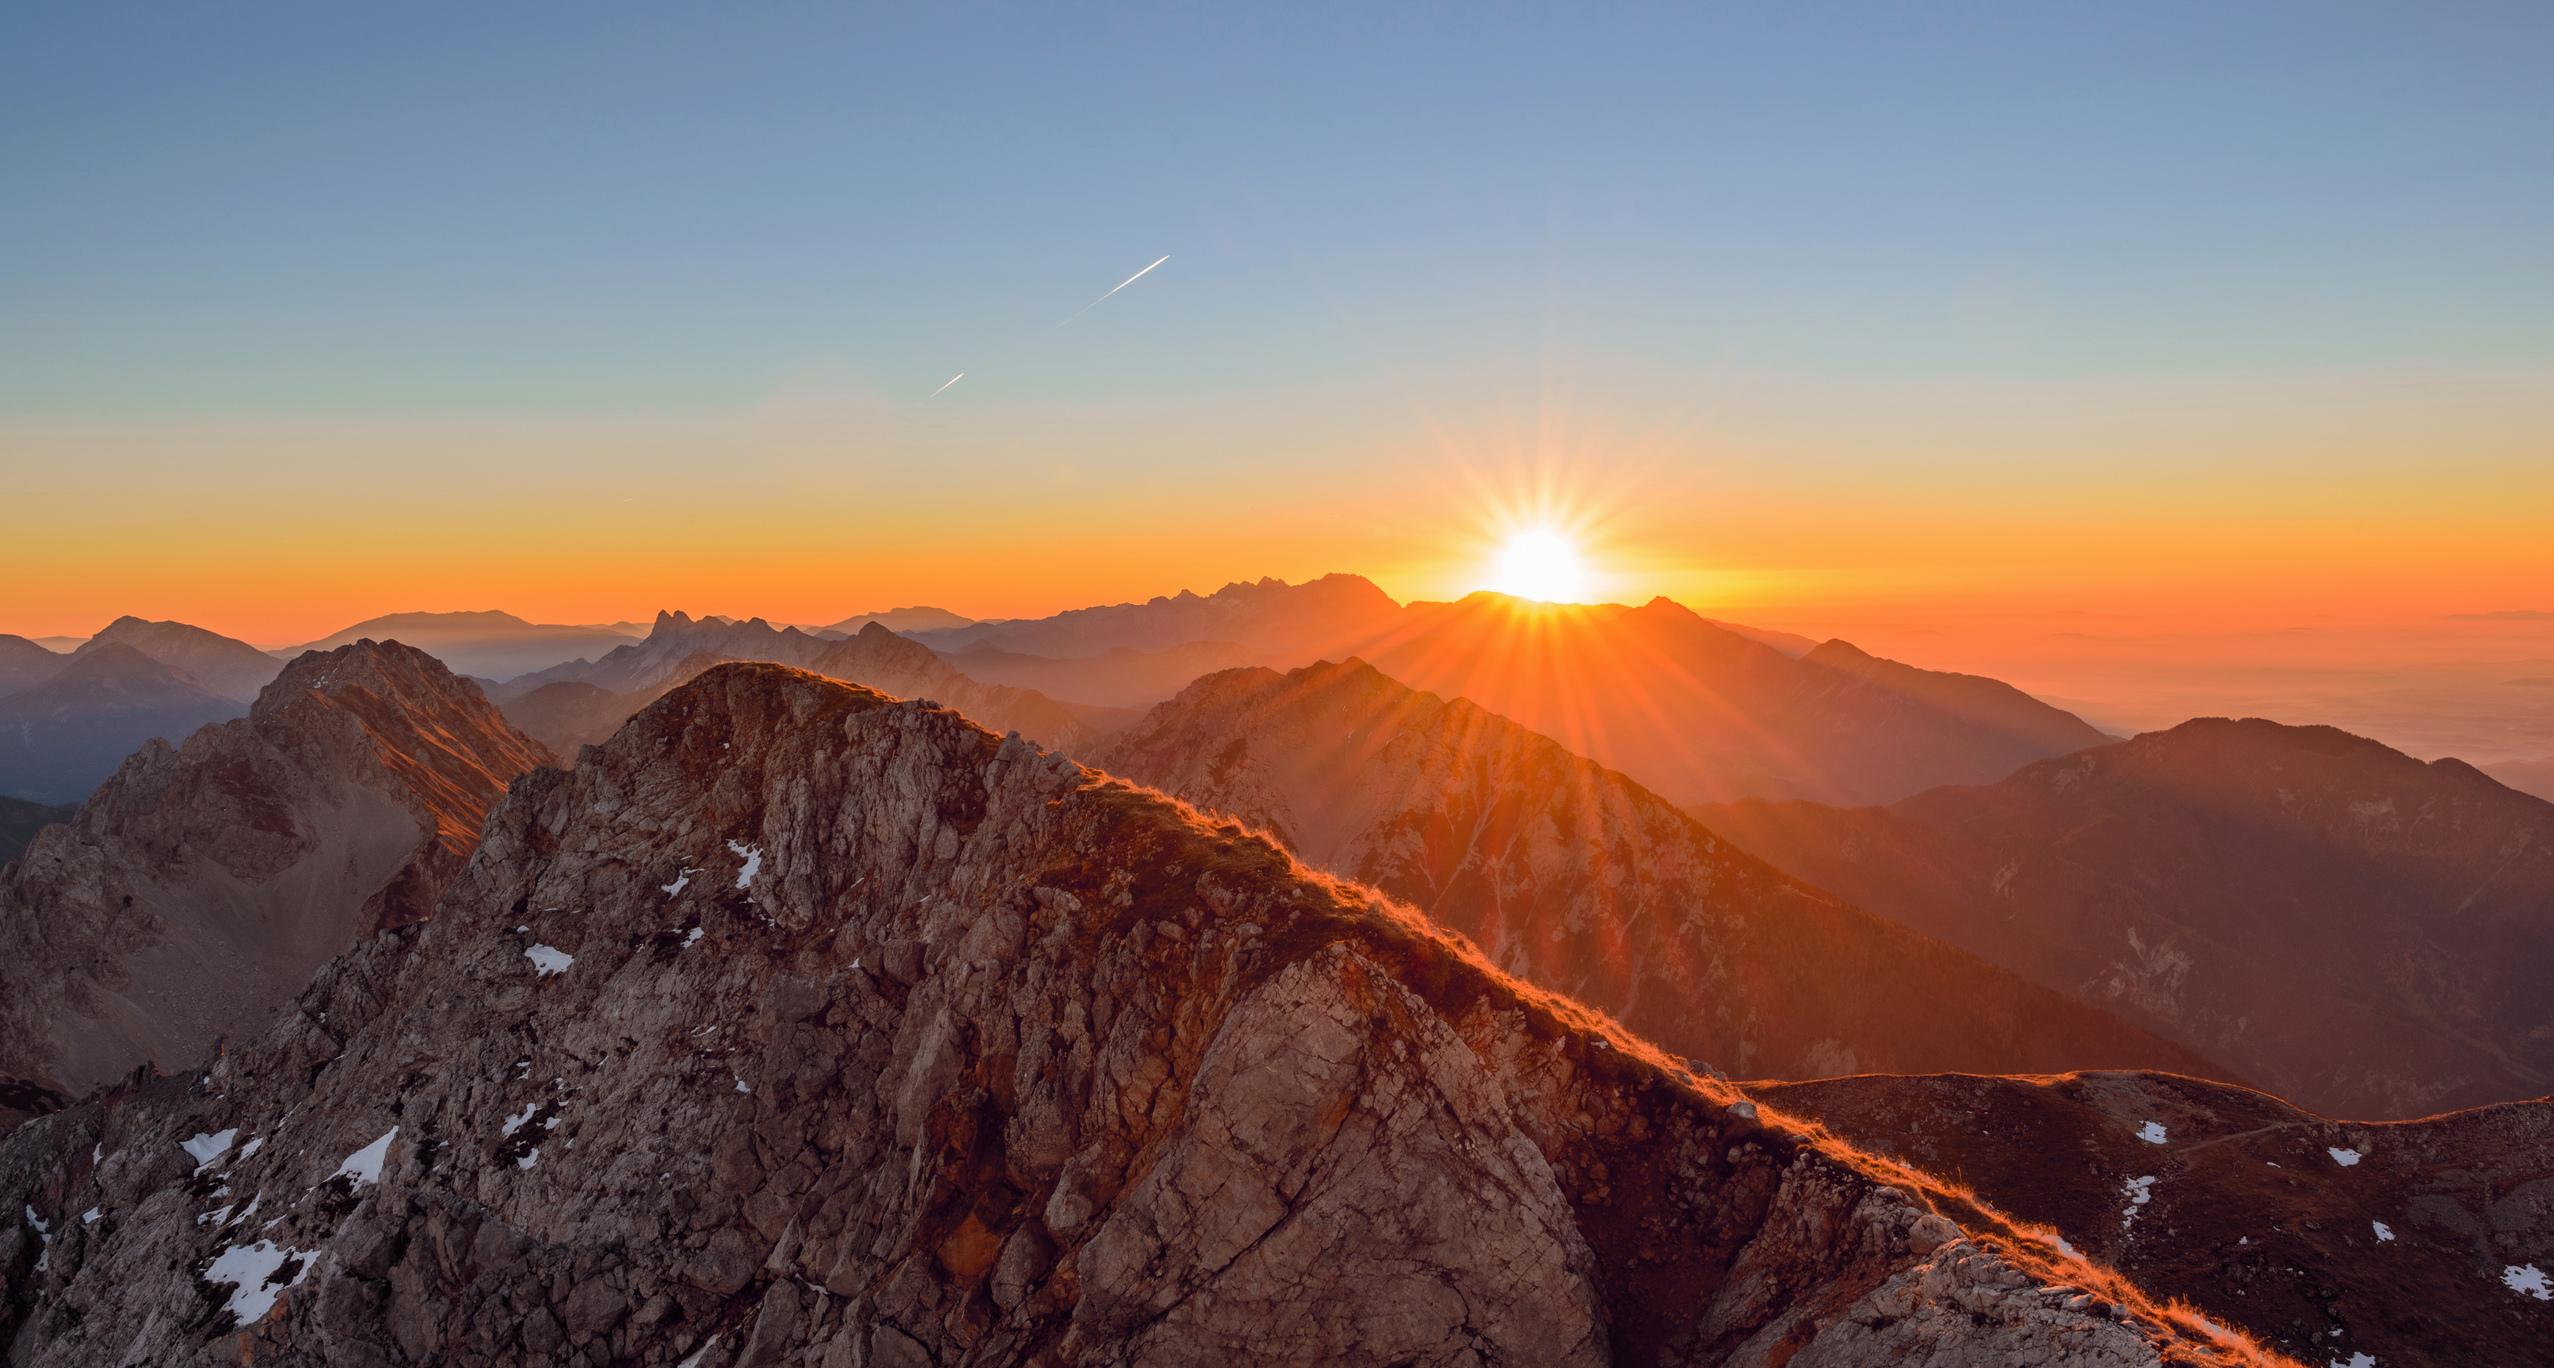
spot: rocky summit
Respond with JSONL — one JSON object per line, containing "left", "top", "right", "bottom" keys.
{"left": 0, "top": 640, "right": 552, "bottom": 1121}
{"left": 2, "top": 664, "right": 2276, "bottom": 1366}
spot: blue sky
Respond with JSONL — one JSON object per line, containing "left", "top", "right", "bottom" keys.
{"left": 7, "top": 2, "right": 2549, "bottom": 417}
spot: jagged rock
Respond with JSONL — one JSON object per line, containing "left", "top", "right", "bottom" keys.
{"left": 0, "top": 641, "right": 552, "bottom": 1118}
{"left": 0, "top": 664, "right": 2269, "bottom": 1365}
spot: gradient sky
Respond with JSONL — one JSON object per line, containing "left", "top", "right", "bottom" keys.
{"left": 4, "top": 2, "right": 2551, "bottom": 646}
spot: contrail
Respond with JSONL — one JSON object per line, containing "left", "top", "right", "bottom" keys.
{"left": 927, "top": 371, "right": 965, "bottom": 399}
{"left": 1066, "top": 255, "right": 1169, "bottom": 321}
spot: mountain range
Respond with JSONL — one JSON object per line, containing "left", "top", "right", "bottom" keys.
{"left": 1102, "top": 658, "right": 2216, "bottom": 1082}
{"left": 0, "top": 663, "right": 2282, "bottom": 1366}
{"left": 1700, "top": 717, "right": 2554, "bottom": 1119}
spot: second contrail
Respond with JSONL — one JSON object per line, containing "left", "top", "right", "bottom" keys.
{"left": 927, "top": 371, "right": 966, "bottom": 399}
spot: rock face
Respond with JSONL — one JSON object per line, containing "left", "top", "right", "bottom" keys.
{"left": 1759, "top": 1071, "right": 2554, "bottom": 1368}
{"left": 0, "top": 642, "right": 248, "bottom": 802}
{"left": 0, "top": 641, "right": 552, "bottom": 1118}
{"left": 75, "top": 615, "right": 285, "bottom": 702}
{"left": 1103, "top": 659, "right": 2223, "bottom": 1083}
{"left": 0, "top": 796, "right": 75, "bottom": 866}
{"left": 0, "top": 665, "right": 2272, "bottom": 1366}
{"left": 1700, "top": 717, "right": 2554, "bottom": 1118}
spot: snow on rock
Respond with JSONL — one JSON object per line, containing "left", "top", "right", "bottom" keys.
{"left": 2371, "top": 1221, "right": 2394, "bottom": 1242}
{"left": 2327, "top": 1354, "right": 2375, "bottom": 1368}
{"left": 333, "top": 1127, "right": 397, "bottom": 1189}
{"left": 727, "top": 839, "right": 764, "bottom": 889}
{"left": 677, "top": 1335, "right": 719, "bottom": 1368}
{"left": 2327, "top": 1146, "right": 2362, "bottom": 1166}
{"left": 524, "top": 944, "right": 575, "bottom": 976}
{"left": 203, "top": 1239, "right": 317, "bottom": 1327}
{"left": 2138, "top": 1121, "right": 2168, "bottom": 1145}
{"left": 734, "top": 1077, "right": 751, "bottom": 1093}
{"left": 180, "top": 1128, "right": 238, "bottom": 1173}
{"left": 662, "top": 868, "right": 698, "bottom": 897}
{"left": 516, "top": 1147, "right": 541, "bottom": 1171}
{"left": 2505, "top": 1264, "right": 2551, "bottom": 1301}
{"left": 238, "top": 1136, "right": 265, "bottom": 1160}
{"left": 78, "top": 1207, "right": 99, "bottom": 1225}
{"left": 501, "top": 1102, "right": 539, "bottom": 1137}
{"left": 22, "top": 1205, "right": 48, "bottom": 1270}
{"left": 681, "top": 927, "right": 703, "bottom": 949}
{"left": 2119, "top": 1175, "right": 2158, "bottom": 1231}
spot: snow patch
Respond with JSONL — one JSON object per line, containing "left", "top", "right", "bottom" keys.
{"left": 2119, "top": 1175, "right": 2158, "bottom": 1231}
{"left": 502, "top": 1102, "right": 539, "bottom": 1137}
{"left": 2327, "top": 1146, "right": 2362, "bottom": 1166}
{"left": 2371, "top": 1220, "right": 2393, "bottom": 1242}
{"left": 524, "top": 944, "right": 575, "bottom": 976}
{"left": 333, "top": 1127, "right": 397, "bottom": 1189}
{"left": 677, "top": 1335, "right": 719, "bottom": 1368}
{"left": 2505, "top": 1264, "right": 2551, "bottom": 1301}
{"left": 2137, "top": 1121, "right": 2167, "bottom": 1145}
{"left": 728, "top": 839, "right": 764, "bottom": 889}
{"left": 735, "top": 1077, "right": 751, "bottom": 1094}
{"left": 180, "top": 1128, "right": 238, "bottom": 1172}
{"left": 204, "top": 1239, "right": 317, "bottom": 1326}
{"left": 516, "top": 1147, "right": 541, "bottom": 1171}
{"left": 79, "top": 1207, "right": 100, "bottom": 1225}
{"left": 2327, "top": 1354, "right": 2375, "bottom": 1368}
{"left": 238, "top": 1136, "right": 265, "bottom": 1160}
{"left": 662, "top": 868, "right": 699, "bottom": 897}
{"left": 682, "top": 927, "right": 703, "bottom": 949}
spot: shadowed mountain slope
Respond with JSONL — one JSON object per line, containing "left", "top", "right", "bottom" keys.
{"left": 0, "top": 664, "right": 2278, "bottom": 1366}
{"left": 1103, "top": 658, "right": 2222, "bottom": 1084}
{"left": 1758, "top": 1070, "right": 2554, "bottom": 1368}
{"left": 1700, "top": 717, "right": 2554, "bottom": 1119}
{"left": 0, "top": 641, "right": 551, "bottom": 1119}
{"left": 0, "top": 643, "right": 246, "bottom": 802}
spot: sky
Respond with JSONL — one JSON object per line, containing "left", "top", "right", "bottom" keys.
{"left": 4, "top": 2, "right": 2551, "bottom": 652}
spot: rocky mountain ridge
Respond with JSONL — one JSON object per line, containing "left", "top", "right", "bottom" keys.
{"left": 0, "top": 663, "right": 2279, "bottom": 1366}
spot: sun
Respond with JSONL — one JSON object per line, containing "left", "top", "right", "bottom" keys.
{"left": 1486, "top": 527, "right": 1592, "bottom": 603}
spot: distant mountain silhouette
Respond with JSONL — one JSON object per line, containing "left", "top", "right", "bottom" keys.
{"left": 1700, "top": 717, "right": 2554, "bottom": 1118}
{"left": 1759, "top": 1069, "right": 2554, "bottom": 1368}
{"left": 906, "top": 575, "right": 2111, "bottom": 804}
{"left": 0, "top": 634, "right": 65, "bottom": 695}
{"left": 286, "top": 609, "right": 641, "bottom": 678}
{"left": 75, "top": 615, "right": 282, "bottom": 701}
{"left": 0, "top": 640, "right": 550, "bottom": 1120}
{"left": 0, "top": 643, "right": 245, "bottom": 801}
{"left": 500, "top": 619, "right": 1117, "bottom": 755}
{"left": 938, "top": 638, "right": 1261, "bottom": 708}
{"left": 906, "top": 572, "right": 1405, "bottom": 660}
{"left": 1104, "top": 658, "right": 2220, "bottom": 1082}
{"left": 2486, "top": 754, "right": 2554, "bottom": 802}
{"left": 1356, "top": 593, "right": 2115, "bottom": 805}
{"left": 814, "top": 604, "right": 974, "bottom": 635}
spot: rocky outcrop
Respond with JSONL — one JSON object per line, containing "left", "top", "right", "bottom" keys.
{"left": 0, "top": 664, "right": 2276, "bottom": 1366}
{"left": 0, "top": 641, "right": 552, "bottom": 1117}
{"left": 1104, "top": 659, "right": 2222, "bottom": 1083}
{"left": 1701, "top": 717, "right": 2554, "bottom": 1117}
{"left": 1760, "top": 1070, "right": 2554, "bottom": 1368}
